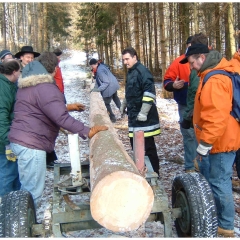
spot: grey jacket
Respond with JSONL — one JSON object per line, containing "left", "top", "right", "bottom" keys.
{"left": 8, "top": 61, "right": 90, "bottom": 153}
{"left": 95, "top": 63, "right": 119, "bottom": 97}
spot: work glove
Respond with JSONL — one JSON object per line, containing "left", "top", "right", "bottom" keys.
{"left": 136, "top": 103, "right": 152, "bottom": 121}
{"left": 196, "top": 142, "right": 212, "bottom": 157}
{"left": 180, "top": 119, "right": 192, "bottom": 129}
{"left": 120, "top": 98, "right": 127, "bottom": 117}
{"left": 67, "top": 103, "right": 86, "bottom": 112}
{"left": 88, "top": 125, "right": 108, "bottom": 139}
{"left": 5, "top": 145, "right": 17, "bottom": 162}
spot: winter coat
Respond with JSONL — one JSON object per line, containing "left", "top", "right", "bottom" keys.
{"left": 193, "top": 50, "right": 240, "bottom": 153}
{"left": 125, "top": 61, "right": 160, "bottom": 138}
{"left": 0, "top": 74, "right": 17, "bottom": 153}
{"left": 8, "top": 61, "right": 90, "bottom": 153}
{"left": 183, "top": 69, "right": 199, "bottom": 122}
{"left": 54, "top": 60, "right": 64, "bottom": 93}
{"left": 95, "top": 63, "right": 119, "bottom": 98}
{"left": 164, "top": 54, "right": 190, "bottom": 105}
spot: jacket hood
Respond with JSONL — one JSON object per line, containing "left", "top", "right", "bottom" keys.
{"left": 199, "top": 50, "right": 240, "bottom": 77}
{"left": 199, "top": 50, "right": 222, "bottom": 73}
{"left": 18, "top": 61, "right": 54, "bottom": 88}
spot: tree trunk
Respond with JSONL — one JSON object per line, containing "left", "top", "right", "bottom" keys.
{"left": 193, "top": 3, "right": 199, "bottom": 33}
{"left": 215, "top": 3, "right": 221, "bottom": 51}
{"left": 146, "top": 3, "right": 152, "bottom": 71}
{"left": 134, "top": 3, "right": 140, "bottom": 59}
{"left": 224, "top": 4, "right": 230, "bottom": 59}
{"left": 153, "top": 3, "right": 159, "bottom": 73}
{"left": 89, "top": 92, "right": 154, "bottom": 232}
{"left": 228, "top": 2, "right": 235, "bottom": 58}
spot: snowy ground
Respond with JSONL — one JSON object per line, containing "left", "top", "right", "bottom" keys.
{"left": 36, "top": 50, "right": 240, "bottom": 238}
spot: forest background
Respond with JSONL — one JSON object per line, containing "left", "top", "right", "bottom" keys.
{"left": 1, "top": 2, "right": 240, "bottom": 89}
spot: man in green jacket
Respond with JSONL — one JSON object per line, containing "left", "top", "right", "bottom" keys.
{"left": 180, "top": 33, "right": 211, "bottom": 181}
{"left": 0, "top": 60, "right": 21, "bottom": 197}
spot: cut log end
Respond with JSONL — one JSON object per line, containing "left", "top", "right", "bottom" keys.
{"left": 90, "top": 171, "right": 154, "bottom": 232}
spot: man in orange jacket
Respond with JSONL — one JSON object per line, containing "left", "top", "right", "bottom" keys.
{"left": 180, "top": 43, "right": 240, "bottom": 237}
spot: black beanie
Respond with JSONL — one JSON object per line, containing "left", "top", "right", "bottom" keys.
{"left": 89, "top": 58, "right": 98, "bottom": 65}
{"left": 53, "top": 48, "right": 62, "bottom": 56}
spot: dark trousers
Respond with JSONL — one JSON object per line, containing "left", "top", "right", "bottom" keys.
{"left": 46, "top": 150, "right": 58, "bottom": 164}
{"left": 235, "top": 148, "right": 240, "bottom": 179}
{"left": 130, "top": 136, "right": 160, "bottom": 176}
{"left": 103, "top": 91, "right": 121, "bottom": 120}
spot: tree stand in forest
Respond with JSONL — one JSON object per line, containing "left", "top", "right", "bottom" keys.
{"left": 0, "top": 92, "right": 218, "bottom": 238}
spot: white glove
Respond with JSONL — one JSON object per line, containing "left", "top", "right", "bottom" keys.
{"left": 196, "top": 143, "right": 212, "bottom": 157}
{"left": 136, "top": 103, "right": 152, "bottom": 122}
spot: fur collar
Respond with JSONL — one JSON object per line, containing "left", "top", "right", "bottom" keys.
{"left": 18, "top": 74, "right": 54, "bottom": 88}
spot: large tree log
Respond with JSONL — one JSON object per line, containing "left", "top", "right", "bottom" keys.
{"left": 89, "top": 92, "right": 154, "bottom": 232}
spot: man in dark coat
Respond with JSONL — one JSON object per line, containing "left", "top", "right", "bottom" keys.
{"left": 121, "top": 47, "right": 161, "bottom": 176}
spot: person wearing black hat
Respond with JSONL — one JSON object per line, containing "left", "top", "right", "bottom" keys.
{"left": 15, "top": 46, "right": 40, "bottom": 68}
{"left": 0, "top": 50, "right": 13, "bottom": 62}
{"left": 163, "top": 36, "right": 197, "bottom": 173}
{"left": 180, "top": 43, "right": 240, "bottom": 237}
{"left": 89, "top": 58, "right": 121, "bottom": 123}
{"left": 179, "top": 33, "right": 211, "bottom": 182}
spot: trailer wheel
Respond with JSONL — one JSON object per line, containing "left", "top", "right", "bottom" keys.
{"left": 172, "top": 172, "right": 218, "bottom": 237}
{"left": 0, "top": 190, "right": 36, "bottom": 237}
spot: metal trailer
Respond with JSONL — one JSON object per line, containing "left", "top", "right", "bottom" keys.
{"left": 0, "top": 132, "right": 218, "bottom": 238}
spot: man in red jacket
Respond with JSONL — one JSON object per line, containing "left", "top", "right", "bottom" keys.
{"left": 53, "top": 48, "right": 65, "bottom": 98}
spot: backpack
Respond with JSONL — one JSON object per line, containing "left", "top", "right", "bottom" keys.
{"left": 203, "top": 70, "right": 240, "bottom": 122}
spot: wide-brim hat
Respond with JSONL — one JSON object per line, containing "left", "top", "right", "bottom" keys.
{"left": 179, "top": 43, "right": 209, "bottom": 64}
{"left": 15, "top": 46, "right": 40, "bottom": 59}
{"left": 0, "top": 49, "right": 12, "bottom": 60}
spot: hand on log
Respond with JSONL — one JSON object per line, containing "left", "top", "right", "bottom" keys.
{"left": 88, "top": 125, "right": 108, "bottom": 139}
{"left": 67, "top": 103, "right": 86, "bottom": 112}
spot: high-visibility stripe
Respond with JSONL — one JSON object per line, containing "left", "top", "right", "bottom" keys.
{"left": 129, "top": 129, "right": 161, "bottom": 137}
{"left": 143, "top": 91, "right": 156, "bottom": 99}
{"left": 129, "top": 123, "right": 160, "bottom": 132}
{"left": 142, "top": 96, "right": 154, "bottom": 102}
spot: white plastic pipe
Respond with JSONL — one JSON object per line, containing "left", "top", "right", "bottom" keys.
{"left": 68, "top": 134, "right": 82, "bottom": 186}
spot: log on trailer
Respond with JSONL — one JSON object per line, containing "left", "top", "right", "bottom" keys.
{"left": 89, "top": 91, "right": 154, "bottom": 232}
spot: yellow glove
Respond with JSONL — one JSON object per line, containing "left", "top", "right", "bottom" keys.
{"left": 5, "top": 145, "right": 17, "bottom": 162}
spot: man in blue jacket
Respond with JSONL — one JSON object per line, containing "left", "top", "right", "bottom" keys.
{"left": 89, "top": 58, "right": 121, "bottom": 123}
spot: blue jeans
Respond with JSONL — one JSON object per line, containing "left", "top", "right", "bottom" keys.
{"left": 178, "top": 104, "right": 197, "bottom": 170}
{"left": 197, "top": 155, "right": 210, "bottom": 182}
{"left": 209, "top": 151, "right": 235, "bottom": 230}
{"left": 0, "top": 153, "right": 21, "bottom": 197}
{"left": 10, "top": 143, "right": 46, "bottom": 208}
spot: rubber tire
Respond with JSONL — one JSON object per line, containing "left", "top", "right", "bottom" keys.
{"left": 0, "top": 190, "right": 36, "bottom": 237}
{"left": 172, "top": 172, "right": 218, "bottom": 237}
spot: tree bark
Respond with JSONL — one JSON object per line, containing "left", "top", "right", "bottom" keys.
{"left": 89, "top": 92, "right": 154, "bottom": 232}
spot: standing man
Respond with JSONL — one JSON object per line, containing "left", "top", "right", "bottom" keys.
{"left": 89, "top": 58, "right": 121, "bottom": 123}
{"left": 15, "top": 46, "right": 40, "bottom": 69}
{"left": 180, "top": 43, "right": 240, "bottom": 237}
{"left": 0, "top": 60, "right": 21, "bottom": 197}
{"left": 53, "top": 48, "right": 65, "bottom": 98}
{"left": 0, "top": 50, "right": 13, "bottom": 62}
{"left": 163, "top": 36, "right": 196, "bottom": 172}
{"left": 121, "top": 47, "right": 161, "bottom": 176}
